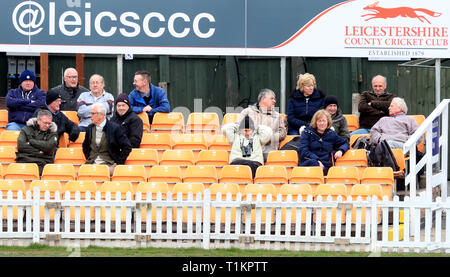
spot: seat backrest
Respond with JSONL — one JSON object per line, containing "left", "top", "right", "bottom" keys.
{"left": 254, "top": 165, "right": 288, "bottom": 184}
{"left": 207, "top": 134, "right": 231, "bottom": 151}
{"left": 186, "top": 112, "right": 220, "bottom": 133}
{"left": 68, "top": 132, "right": 86, "bottom": 148}
{"left": 0, "top": 179, "right": 26, "bottom": 195}
{"left": 409, "top": 115, "right": 425, "bottom": 152}
{"left": 183, "top": 165, "right": 218, "bottom": 183}
{"left": 150, "top": 112, "right": 185, "bottom": 133}
{"left": 196, "top": 150, "right": 229, "bottom": 166}
{"left": 140, "top": 133, "right": 173, "bottom": 149}
{"left": 266, "top": 150, "right": 298, "bottom": 167}
{"left": 64, "top": 180, "right": 98, "bottom": 193}
{"left": 147, "top": 165, "right": 182, "bottom": 183}
{"left": 136, "top": 112, "right": 151, "bottom": 132}
{"left": 172, "top": 133, "right": 208, "bottom": 150}
{"left": 0, "top": 109, "right": 8, "bottom": 128}
{"left": 391, "top": 148, "right": 406, "bottom": 172}
{"left": 172, "top": 182, "right": 204, "bottom": 198}
{"left": 41, "top": 164, "right": 76, "bottom": 181}
{"left": 125, "top": 148, "right": 158, "bottom": 166}
{"left": 5, "top": 163, "right": 40, "bottom": 180}
{"left": 289, "top": 166, "right": 324, "bottom": 184}
{"left": 326, "top": 166, "right": 360, "bottom": 184}
{"left": 243, "top": 183, "right": 276, "bottom": 198}
{"left": 335, "top": 149, "right": 368, "bottom": 167}
{"left": 314, "top": 183, "right": 348, "bottom": 199}
{"left": 221, "top": 113, "right": 239, "bottom": 126}
{"left": 279, "top": 183, "right": 312, "bottom": 199}
{"left": 0, "top": 131, "right": 20, "bottom": 147}
{"left": 160, "top": 150, "right": 195, "bottom": 166}
{"left": 61, "top": 110, "right": 79, "bottom": 125}
{"left": 209, "top": 183, "right": 240, "bottom": 198}
{"left": 77, "top": 164, "right": 110, "bottom": 181}
{"left": 361, "top": 167, "right": 394, "bottom": 185}
{"left": 29, "top": 180, "right": 63, "bottom": 197}
{"left": 99, "top": 181, "right": 134, "bottom": 198}
{"left": 343, "top": 114, "right": 359, "bottom": 131}
{"left": 54, "top": 147, "right": 86, "bottom": 166}
{"left": 111, "top": 165, "right": 147, "bottom": 182}
{"left": 350, "top": 184, "right": 383, "bottom": 200}
{"left": 0, "top": 146, "right": 17, "bottom": 171}
{"left": 219, "top": 165, "right": 253, "bottom": 184}
{"left": 136, "top": 182, "right": 169, "bottom": 199}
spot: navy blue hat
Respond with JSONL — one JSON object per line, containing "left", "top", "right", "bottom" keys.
{"left": 19, "top": 70, "right": 36, "bottom": 84}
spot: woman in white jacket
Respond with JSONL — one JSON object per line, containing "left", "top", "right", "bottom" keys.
{"left": 222, "top": 116, "right": 273, "bottom": 178}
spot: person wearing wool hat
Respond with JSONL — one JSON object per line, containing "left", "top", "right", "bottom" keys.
{"left": 6, "top": 70, "right": 46, "bottom": 130}
{"left": 222, "top": 115, "right": 273, "bottom": 178}
{"left": 323, "top": 95, "right": 350, "bottom": 142}
{"left": 110, "top": 93, "right": 143, "bottom": 148}
{"left": 33, "top": 90, "right": 80, "bottom": 144}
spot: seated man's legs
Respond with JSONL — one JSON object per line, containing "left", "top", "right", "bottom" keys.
{"left": 6, "top": 122, "right": 25, "bottom": 131}
{"left": 350, "top": 128, "right": 371, "bottom": 136}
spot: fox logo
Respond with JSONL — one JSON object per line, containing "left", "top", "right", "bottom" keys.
{"left": 362, "top": 1, "right": 442, "bottom": 24}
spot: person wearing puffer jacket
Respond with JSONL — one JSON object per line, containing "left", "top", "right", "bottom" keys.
{"left": 287, "top": 73, "right": 326, "bottom": 135}
{"left": 16, "top": 110, "right": 58, "bottom": 175}
{"left": 297, "top": 110, "right": 349, "bottom": 175}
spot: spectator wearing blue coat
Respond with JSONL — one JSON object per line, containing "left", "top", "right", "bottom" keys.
{"left": 287, "top": 73, "right": 325, "bottom": 135}
{"left": 6, "top": 70, "right": 46, "bottom": 130}
{"left": 129, "top": 70, "right": 170, "bottom": 124}
{"left": 297, "top": 109, "right": 349, "bottom": 175}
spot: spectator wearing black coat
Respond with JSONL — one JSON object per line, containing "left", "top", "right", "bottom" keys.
{"left": 110, "top": 93, "right": 143, "bottom": 148}
{"left": 47, "top": 68, "right": 89, "bottom": 111}
{"left": 82, "top": 103, "right": 132, "bottom": 176}
{"left": 33, "top": 90, "right": 80, "bottom": 143}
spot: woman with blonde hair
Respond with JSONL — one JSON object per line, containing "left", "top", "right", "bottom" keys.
{"left": 287, "top": 73, "right": 326, "bottom": 135}
{"left": 297, "top": 109, "right": 349, "bottom": 174}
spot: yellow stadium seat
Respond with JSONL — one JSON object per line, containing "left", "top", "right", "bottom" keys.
{"left": 160, "top": 149, "right": 195, "bottom": 175}
{"left": 111, "top": 164, "right": 147, "bottom": 192}
{"left": 136, "top": 112, "right": 151, "bottom": 133}
{"left": 54, "top": 147, "right": 86, "bottom": 172}
{"left": 209, "top": 183, "right": 239, "bottom": 223}
{"left": 150, "top": 112, "right": 185, "bottom": 134}
{"left": 289, "top": 166, "right": 324, "bottom": 194}
{"left": 186, "top": 112, "right": 220, "bottom": 134}
{"left": 147, "top": 165, "right": 182, "bottom": 191}
{"left": 207, "top": 134, "right": 231, "bottom": 151}
{"left": 242, "top": 184, "right": 276, "bottom": 223}
{"left": 279, "top": 183, "right": 313, "bottom": 223}
{"left": 266, "top": 150, "right": 298, "bottom": 177}
{"left": 219, "top": 165, "right": 253, "bottom": 193}
{"left": 326, "top": 166, "right": 360, "bottom": 192}
{"left": 183, "top": 165, "right": 218, "bottom": 188}
{"left": 0, "top": 146, "right": 17, "bottom": 173}
{"left": 335, "top": 149, "right": 368, "bottom": 178}
{"left": 349, "top": 134, "right": 370, "bottom": 150}
{"left": 172, "top": 133, "right": 208, "bottom": 160}
{"left": 0, "top": 130, "right": 20, "bottom": 147}
{"left": 409, "top": 115, "right": 425, "bottom": 153}
{"left": 221, "top": 113, "right": 239, "bottom": 127}
{"left": 196, "top": 149, "right": 229, "bottom": 176}
{"left": 61, "top": 110, "right": 79, "bottom": 125}
{"left": 77, "top": 164, "right": 110, "bottom": 189}
{"left": 125, "top": 148, "right": 158, "bottom": 177}
{"left": 314, "top": 183, "right": 348, "bottom": 224}
{"left": 68, "top": 132, "right": 85, "bottom": 148}
{"left": 0, "top": 179, "right": 26, "bottom": 220}
{"left": 361, "top": 167, "right": 394, "bottom": 200}
{"left": 41, "top": 164, "right": 76, "bottom": 187}
{"left": 4, "top": 163, "right": 40, "bottom": 191}
{"left": 350, "top": 184, "right": 383, "bottom": 224}
{"left": 63, "top": 180, "right": 97, "bottom": 220}
{"left": 254, "top": 165, "right": 288, "bottom": 193}
{"left": 29, "top": 180, "right": 63, "bottom": 220}
{"left": 343, "top": 114, "right": 359, "bottom": 132}
{"left": 135, "top": 182, "right": 169, "bottom": 222}
{"left": 140, "top": 133, "right": 173, "bottom": 160}
{"left": 99, "top": 181, "right": 134, "bottom": 221}
{"left": 172, "top": 182, "right": 205, "bottom": 221}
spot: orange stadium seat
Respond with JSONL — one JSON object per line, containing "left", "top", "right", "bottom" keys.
{"left": 4, "top": 163, "right": 40, "bottom": 191}
{"left": 207, "top": 134, "right": 231, "bottom": 151}
{"left": 410, "top": 115, "right": 425, "bottom": 152}
{"left": 77, "top": 164, "right": 110, "bottom": 189}
{"left": 160, "top": 149, "right": 195, "bottom": 175}
{"left": 29, "top": 180, "right": 63, "bottom": 220}
{"left": 0, "top": 179, "right": 26, "bottom": 220}
{"left": 314, "top": 183, "right": 348, "bottom": 224}
{"left": 391, "top": 148, "right": 406, "bottom": 178}
{"left": 219, "top": 165, "right": 253, "bottom": 193}
{"left": 335, "top": 149, "right": 368, "bottom": 178}
{"left": 221, "top": 113, "right": 239, "bottom": 127}
{"left": 183, "top": 165, "right": 218, "bottom": 188}
{"left": 41, "top": 164, "right": 76, "bottom": 187}
{"left": 61, "top": 110, "right": 79, "bottom": 125}
{"left": 63, "top": 180, "right": 98, "bottom": 220}
{"left": 279, "top": 183, "right": 313, "bottom": 223}
{"left": 54, "top": 147, "right": 86, "bottom": 172}
{"left": 136, "top": 112, "right": 151, "bottom": 133}
{"left": 349, "top": 134, "right": 370, "bottom": 150}
{"left": 172, "top": 182, "right": 205, "bottom": 221}
{"left": 289, "top": 166, "right": 324, "bottom": 194}
{"left": 140, "top": 133, "right": 173, "bottom": 160}
{"left": 68, "top": 132, "right": 85, "bottom": 148}
{"left": 135, "top": 182, "right": 169, "bottom": 222}
{"left": 0, "top": 130, "right": 20, "bottom": 147}
{"left": 242, "top": 184, "right": 276, "bottom": 223}
{"left": 99, "top": 181, "right": 134, "bottom": 221}
{"left": 125, "top": 148, "right": 158, "bottom": 177}
{"left": 254, "top": 165, "right": 288, "bottom": 193}
{"left": 343, "top": 114, "right": 359, "bottom": 132}
{"left": 265, "top": 150, "right": 298, "bottom": 177}
{"left": 209, "top": 183, "right": 240, "bottom": 223}
{"left": 0, "top": 146, "right": 16, "bottom": 173}
{"left": 150, "top": 112, "right": 185, "bottom": 134}
{"left": 0, "top": 110, "right": 8, "bottom": 133}
{"left": 172, "top": 133, "right": 208, "bottom": 160}
{"left": 279, "top": 135, "right": 298, "bottom": 149}
{"left": 147, "top": 165, "right": 182, "bottom": 191}
{"left": 326, "top": 166, "right": 360, "bottom": 192}
{"left": 186, "top": 112, "right": 220, "bottom": 134}
{"left": 350, "top": 184, "right": 383, "bottom": 224}
{"left": 111, "top": 165, "right": 147, "bottom": 191}
{"left": 361, "top": 167, "right": 395, "bottom": 200}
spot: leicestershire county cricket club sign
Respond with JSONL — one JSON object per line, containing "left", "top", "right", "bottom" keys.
{"left": 1, "top": 0, "right": 449, "bottom": 58}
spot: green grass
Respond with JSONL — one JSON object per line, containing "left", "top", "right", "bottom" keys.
{"left": 0, "top": 244, "right": 449, "bottom": 257}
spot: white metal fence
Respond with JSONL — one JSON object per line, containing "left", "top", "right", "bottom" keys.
{"left": 1, "top": 187, "right": 449, "bottom": 253}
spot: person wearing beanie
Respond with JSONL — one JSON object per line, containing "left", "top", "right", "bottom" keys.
{"left": 6, "top": 70, "right": 46, "bottom": 130}
{"left": 110, "top": 93, "right": 143, "bottom": 148}
{"left": 47, "top": 68, "right": 89, "bottom": 111}
{"left": 33, "top": 90, "right": 80, "bottom": 144}
{"left": 323, "top": 95, "right": 350, "bottom": 142}
{"left": 222, "top": 115, "right": 273, "bottom": 178}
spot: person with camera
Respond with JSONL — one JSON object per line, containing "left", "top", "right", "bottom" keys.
{"left": 222, "top": 116, "right": 272, "bottom": 178}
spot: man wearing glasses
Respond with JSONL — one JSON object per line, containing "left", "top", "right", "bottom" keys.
{"left": 47, "top": 68, "right": 89, "bottom": 111}
{"left": 15, "top": 109, "right": 58, "bottom": 175}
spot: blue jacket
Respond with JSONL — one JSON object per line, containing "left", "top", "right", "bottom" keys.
{"left": 129, "top": 84, "right": 170, "bottom": 116}
{"left": 6, "top": 85, "right": 46, "bottom": 124}
{"left": 297, "top": 126, "right": 349, "bottom": 168}
{"left": 287, "top": 88, "right": 325, "bottom": 134}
